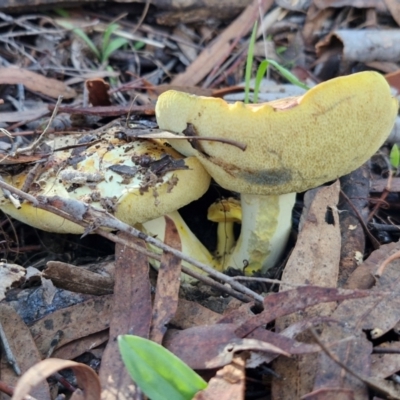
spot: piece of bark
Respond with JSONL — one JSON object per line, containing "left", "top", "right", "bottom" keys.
{"left": 338, "top": 166, "right": 370, "bottom": 286}
{"left": 171, "top": 0, "right": 274, "bottom": 86}
{"left": 43, "top": 261, "right": 114, "bottom": 295}
{"left": 272, "top": 182, "right": 341, "bottom": 399}
{"left": 316, "top": 30, "right": 400, "bottom": 63}
{"left": 99, "top": 234, "right": 152, "bottom": 400}
{"left": 0, "top": 304, "right": 51, "bottom": 400}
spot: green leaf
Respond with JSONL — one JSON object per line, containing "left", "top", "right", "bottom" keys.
{"left": 118, "top": 335, "right": 207, "bottom": 400}
{"left": 390, "top": 144, "right": 400, "bottom": 169}
{"left": 102, "top": 23, "right": 119, "bottom": 58}
{"left": 134, "top": 41, "right": 145, "bottom": 50}
{"left": 254, "top": 59, "right": 310, "bottom": 103}
{"left": 101, "top": 37, "right": 129, "bottom": 63}
{"left": 244, "top": 21, "right": 257, "bottom": 104}
{"left": 54, "top": 8, "right": 70, "bottom": 17}
{"left": 57, "top": 20, "right": 100, "bottom": 60}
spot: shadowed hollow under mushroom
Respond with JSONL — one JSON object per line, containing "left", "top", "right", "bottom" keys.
{"left": 156, "top": 71, "right": 398, "bottom": 272}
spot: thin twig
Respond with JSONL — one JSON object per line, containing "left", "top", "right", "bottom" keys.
{"left": 375, "top": 249, "right": 400, "bottom": 278}
{"left": 92, "top": 229, "right": 252, "bottom": 302}
{"left": 0, "top": 179, "right": 263, "bottom": 304}
{"left": 14, "top": 96, "right": 63, "bottom": 155}
{"left": 232, "top": 276, "right": 308, "bottom": 288}
{"left": 129, "top": 129, "right": 248, "bottom": 151}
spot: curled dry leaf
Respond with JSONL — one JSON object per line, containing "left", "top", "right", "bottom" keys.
{"left": 11, "top": 358, "right": 101, "bottom": 400}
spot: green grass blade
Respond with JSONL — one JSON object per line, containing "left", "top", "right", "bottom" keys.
{"left": 102, "top": 23, "right": 119, "bottom": 58}
{"left": 118, "top": 335, "right": 207, "bottom": 400}
{"left": 390, "top": 144, "right": 400, "bottom": 169}
{"left": 57, "top": 20, "right": 100, "bottom": 60}
{"left": 244, "top": 21, "right": 258, "bottom": 104}
{"left": 254, "top": 60, "right": 269, "bottom": 103}
{"left": 253, "top": 59, "right": 310, "bottom": 103}
{"left": 102, "top": 37, "right": 129, "bottom": 63}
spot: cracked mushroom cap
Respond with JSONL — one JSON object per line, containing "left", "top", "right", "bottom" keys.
{"left": 0, "top": 130, "right": 210, "bottom": 234}
{"left": 156, "top": 71, "right": 398, "bottom": 195}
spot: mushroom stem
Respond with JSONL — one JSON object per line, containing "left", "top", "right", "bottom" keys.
{"left": 141, "top": 210, "right": 219, "bottom": 276}
{"left": 216, "top": 221, "right": 235, "bottom": 260}
{"left": 224, "top": 192, "right": 296, "bottom": 273}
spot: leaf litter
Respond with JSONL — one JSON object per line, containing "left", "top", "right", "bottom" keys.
{"left": 1, "top": 1, "right": 400, "bottom": 399}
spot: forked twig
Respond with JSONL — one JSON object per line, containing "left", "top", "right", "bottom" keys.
{"left": 0, "top": 179, "right": 262, "bottom": 304}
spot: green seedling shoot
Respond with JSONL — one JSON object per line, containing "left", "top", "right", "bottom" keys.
{"left": 390, "top": 143, "right": 400, "bottom": 169}
{"left": 56, "top": 18, "right": 129, "bottom": 64}
{"left": 244, "top": 22, "right": 310, "bottom": 104}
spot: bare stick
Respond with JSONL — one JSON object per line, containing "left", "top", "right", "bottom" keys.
{"left": 14, "top": 96, "right": 63, "bottom": 155}
{"left": 0, "top": 180, "right": 263, "bottom": 303}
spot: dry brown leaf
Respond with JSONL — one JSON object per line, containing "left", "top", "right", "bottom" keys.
{"left": 164, "top": 324, "right": 290, "bottom": 370}
{"left": 85, "top": 78, "right": 111, "bottom": 107}
{"left": 0, "top": 66, "right": 76, "bottom": 99}
{"left": 371, "top": 343, "right": 400, "bottom": 379}
{"left": 272, "top": 182, "right": 341, "bottom": 399}
{"left": 235, "top": 286, "right": 368, "bottom": 338}
{"left": 52, "top": 330, "right": 109, "bottom": 361}
{"left": 171, "top": 298, "right": 221, "bottom": 329}
{"left": 29, "top": 295, "right": 112, "bottom": 358}
{"left": 194, "top": 353, "right": 247, "bottom": 400}
{"left": 345, "top": 241, "right": 400, "bottom": 290}
{"left": 312, "top": 328, "right": 371, "bottom": 399}
{"left": 150, "top": 215, "right": 182, "bottom": 344}
{"left": 308, "top": 242, "right": 400, "bottom": 399}
{"left": 338, "top": 166, "right": 370, "bottom": 286}
{"left": 0, "top": 304, "right": 51, "bottom": 400}
{"left": 334, "top": 247, "right": 400, "bottom": 338}
{"left": 99, "top": 235, "right": 152, "bottom": 400}
{"left": 11, "top": 358, "right": 100, "bottom": 400}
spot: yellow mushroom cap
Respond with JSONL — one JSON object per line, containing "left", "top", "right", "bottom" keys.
{"left": 156, "top": 71, "right": 398, "bottom": 195}
{"left": 0, "top": 131, "right": 210, "bottom": 234}
{"left": 207, "top": 198, "right": 242, "bottom": 223}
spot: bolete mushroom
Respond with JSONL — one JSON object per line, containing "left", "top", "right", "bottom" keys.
{"left": 156, "top": 71, "right": 398, "bottom": 272}
{"left": 207, "top": 197, "right": 241, "bottom": 264}
{"left": 0, "top": 129, "right": 215, "bottom": 274}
